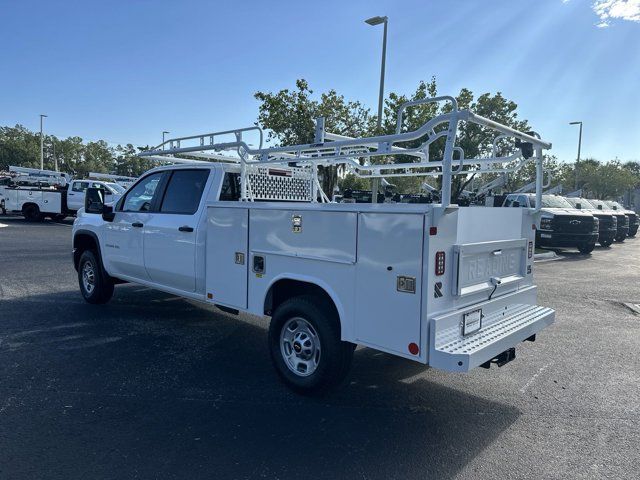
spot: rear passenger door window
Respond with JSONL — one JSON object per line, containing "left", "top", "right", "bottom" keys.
{"left": 159, "top": 169, "right": 210, "bottom": 214}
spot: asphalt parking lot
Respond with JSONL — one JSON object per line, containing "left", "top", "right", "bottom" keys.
{"left": 0, "top": 216, "right": 639, "bottom": 480}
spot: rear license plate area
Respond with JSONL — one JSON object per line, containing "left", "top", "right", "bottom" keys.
{"left": 462, "top": 308, "right": 482, "bottom": 336}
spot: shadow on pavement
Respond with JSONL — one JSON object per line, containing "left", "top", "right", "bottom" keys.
{"left": 0, "top": 287, "right": 520, "bottom": 480}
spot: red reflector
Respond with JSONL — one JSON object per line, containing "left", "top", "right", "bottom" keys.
{"left": 408, "top": 343, "right": 419, "bottom": 355}
{"left": 207, "top": 293, "right": 213, "bottom": 299}
{"left": 435, "top": 251, "right": 445, "bottom": 276}
{"left": 429, "top": 227, "right": 437, "bottom": 236}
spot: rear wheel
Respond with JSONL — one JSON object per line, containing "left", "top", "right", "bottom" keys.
{"left": 599, "top": 238, "right": 612, "bottom": 248}
{"left": 78, "top": 250, "right": 114, "bottom": 304}
{"left": 268, "top": 295, "right": 354, "bottom": 395}
{"left": 615, "top": 234, "right": 626, "bottom": 243}
{"left": 23, "top": 204, "right": 44, "bottom": 222}
{"left": 578, "top": 243, "right": 595, "bottom": 254}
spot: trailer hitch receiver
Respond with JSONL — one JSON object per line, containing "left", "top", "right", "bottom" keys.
{"left": 479, "top": 347, "right": 516, "bottom": 369}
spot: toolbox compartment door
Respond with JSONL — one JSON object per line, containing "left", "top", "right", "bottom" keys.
{"left": 354, "top": 213, "right": 424, "bottom": 358}
{"left": 452, "top": 238, "right": 527, "bottom": 297}
{"left": 206, "top": 207, "right": 249, "bottom": 309}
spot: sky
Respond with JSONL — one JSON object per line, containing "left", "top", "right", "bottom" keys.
{"left": 0, "top": 0, "right": 639, "bottom": 163}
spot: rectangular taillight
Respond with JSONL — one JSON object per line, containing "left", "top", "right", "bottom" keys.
{"left": 528, "top": 241, "right": 533, "bottom": 259}
{"left": 435, "top": 251, "right": 445, "bottom": 276}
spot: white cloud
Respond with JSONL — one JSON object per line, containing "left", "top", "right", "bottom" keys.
{"left": 592, "top": 0, "right": 640, "bottom": 27}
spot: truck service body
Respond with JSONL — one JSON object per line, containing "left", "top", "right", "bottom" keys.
{"left": 72, "top": 96, "right": 556, "bottom": 393}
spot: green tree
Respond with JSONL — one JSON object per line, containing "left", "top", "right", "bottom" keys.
{"left": 254, "top": 78, "right": 532, "bottom": 200}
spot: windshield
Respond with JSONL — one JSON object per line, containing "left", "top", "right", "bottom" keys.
{"left": 589, "top": 199, "right": 611, "bottom": 211}
{"left": 604, "top": 200, "right": 624, "bottom": 211}
{"left": 540, "top": 195, "right": 572, "bottom": 209}
{"left": 105, "top": 182, "right": 126, "bottom": 194}
{"left": 564, "top": 197, "right": 595, "bottom": 209}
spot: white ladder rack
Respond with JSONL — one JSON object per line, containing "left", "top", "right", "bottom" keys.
{"left": 138, "top": 96, "right": 551, "bottom": 210}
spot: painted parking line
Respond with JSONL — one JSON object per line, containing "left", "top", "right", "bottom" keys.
{"left": 0, "top": 223, "right": 8, "bottom": 228}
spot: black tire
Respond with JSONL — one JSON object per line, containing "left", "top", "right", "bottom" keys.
{"left": 268, "top": 295, "right": 354, "bottom": 395}
{"left": 599, "top": 239, "right": 612, "bottom": 248}
{"left": 23, "top": 204, "right": 44, "bottom": 222}
{"left": 578, "top": 243, "right": 595, "bottom": 254}
{"left": 78, "top": 250, "right": 114, "bottom": 304}
{"left": 53, "top": 214, "right": 67, "bottom": 221}
{"left": 615, "top": 234, "right": 625, "bottom": 243}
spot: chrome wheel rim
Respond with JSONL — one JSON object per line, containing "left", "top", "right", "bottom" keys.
{"left": 82, "top": 261, "right": 96, "bottom": 294}
{"left": 280, "top": 317, "right": 321, "bottom": 377}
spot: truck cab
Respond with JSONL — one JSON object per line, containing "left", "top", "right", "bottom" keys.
{"left": 563, "top": 197, "right": 617, "bottom": 247}
{"left": 604, "top": 201, "right": 638, "bottom": 238}
{"left": 589, "top": 199, "right": 629, "bottom": 242}
{"left": 67, "top": 180, "right": 125, "bottom": 212}
{"left": 503, "top": 193, "right": 598, "bottom": 254}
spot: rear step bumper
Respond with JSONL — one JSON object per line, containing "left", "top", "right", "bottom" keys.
{"left": 429, "top": 303, "right": 555, "bottom": 372}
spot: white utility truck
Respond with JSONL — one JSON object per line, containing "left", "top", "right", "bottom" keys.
{"left": 0, "top": 166, "right": 124, "bottom": 220}
{"left": 72, "top": 96, "right": 555, "bottom": 394}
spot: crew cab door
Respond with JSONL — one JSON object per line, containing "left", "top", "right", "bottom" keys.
{"left": 103, "top": 172, "right": 164, "bottom": 280}
{"left": 67, "top": 181, "right": 89, "bottom": 210}
{"left": 143, "top": 169, "right": 210, "bottom": 292}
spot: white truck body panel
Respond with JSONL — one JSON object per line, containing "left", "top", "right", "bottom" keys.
{"left": 197, "top": 187, "right": 546, "bottom": 366}
{"left": 1, "top": 187, "right": 63, "bottom": 214}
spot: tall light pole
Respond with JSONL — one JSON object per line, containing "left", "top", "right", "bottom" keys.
{"left": 570, "top": 121, "right": 583, "bottom": 190}
{"left": 39, "top": 114, "right": 48, "bottom": 170}
{"left": 162, "top": 130, "right": 170, "bottom": 145}
{"left": 365, "top": 15, "right": 388, "bottom": 203}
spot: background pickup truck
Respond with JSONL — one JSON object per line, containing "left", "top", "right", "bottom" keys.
{"left": 563, "top": 197, "right": 617, "bottom": 247}
{"left": 72, "top": 163, "right": 554, "bottom": 394}
{"left": 503, "top": 193, "right": 599, "bottom": 254}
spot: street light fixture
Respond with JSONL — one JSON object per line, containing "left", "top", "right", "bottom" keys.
{"left": 40, "top": 114, "right": 48, "bottom": 170}
{"left": 569, "top": 121, "right": 583, "bottom": 190}
{"left": 365, "top": 15, "right": 388, "bottom": 203}
{"left": 162, "top": 131, "right": 170, "bottom": 149}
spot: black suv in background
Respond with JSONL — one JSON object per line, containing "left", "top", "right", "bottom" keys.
{"left": 503, "top": 193, "right": 599, "bottom": 254}
{"left": 564, "top": 197, "right": 617, "bottom": 247}
{"left": 589, "top": 199, "right": 629, "bottom": 242}
{"left": 605, "top": 201, "right": 638, "bottom": 237}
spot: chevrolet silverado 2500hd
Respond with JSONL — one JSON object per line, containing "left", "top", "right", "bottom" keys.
{"left": 72, "top": 97, "right": 555, "bottom": 394}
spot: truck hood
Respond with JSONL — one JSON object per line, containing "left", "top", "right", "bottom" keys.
{"left": 539, "top": 208, "right": 594, "bottom": 217}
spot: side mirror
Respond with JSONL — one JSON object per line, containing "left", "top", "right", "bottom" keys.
{"left": 597, "top": 205, "right": 602, "bottom": 210}
{"left": 85, "top": 187, "right": 104, "bottom": 214}
{"left": 576, "top": 203, "right": 581, "bottom": 209}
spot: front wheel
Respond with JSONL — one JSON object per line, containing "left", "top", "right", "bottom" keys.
{"left": 615, "top": 234, "right": 626, "bottom": 243}
{"left": 599, "top": 239, "right": 612, "bottom": 248}
{"left": 268, "top": 295, "right": 354, "bottom": 395}
{"left": 78, "top": 250, "right": 114, "bottom": 304}
{"left": 578, "top": 243, "right": 595, "bottom": 254}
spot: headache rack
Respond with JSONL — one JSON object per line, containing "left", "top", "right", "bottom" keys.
{"left": 138, "top": 96, "right": 551, "bottom": 214}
